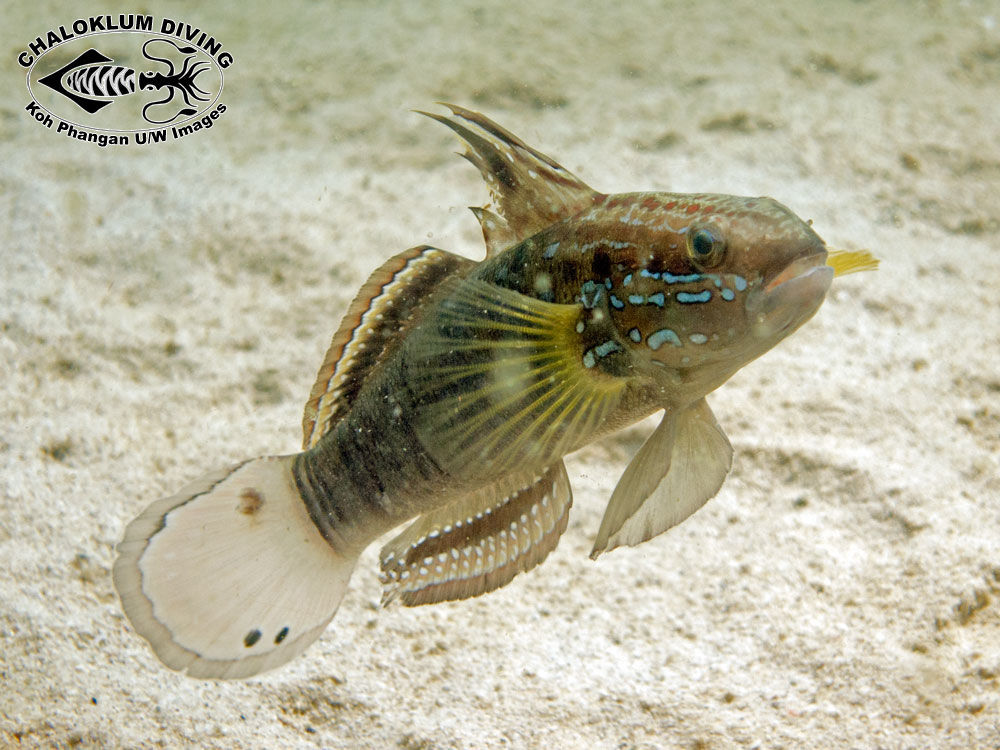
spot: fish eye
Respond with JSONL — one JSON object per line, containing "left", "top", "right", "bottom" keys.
{"left": 687, "top": 226, "right": 726, "bottom": 268}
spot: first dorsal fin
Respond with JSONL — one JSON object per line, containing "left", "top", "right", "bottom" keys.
{"left": 302, "top": 246, "right": 474, "bottom": 449}
{"left": 468, "top": 206, "right": 519, "bottom": 257}
{"left": 379, "top": 460, "right": 573, "bottom": 606}
{"left": 421, "top": 104, "right": 602, "bottom": 253}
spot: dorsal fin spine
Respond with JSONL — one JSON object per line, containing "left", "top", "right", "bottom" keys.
{"left": 422, "top": 104, "right": 601, "bottom": 247}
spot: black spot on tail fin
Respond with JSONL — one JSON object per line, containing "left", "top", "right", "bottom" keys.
{"left": 113, "top": 455, "right": 357, "bottom": 679}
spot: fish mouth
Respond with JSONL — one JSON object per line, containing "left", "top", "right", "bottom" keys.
{"left": 765, "top": 250, "right": 829, "bottom": 292}
{"left": 749, "top": 249, "right": 834, "bottom": 339}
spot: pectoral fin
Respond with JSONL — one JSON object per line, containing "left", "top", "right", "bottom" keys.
{"left": 407, "top": 278, "right": 626, "bottom": 477}
{"left": 380, "top": 461, "right": 573, "bottom": 606}
{"left": 591, "top": 398, "right": 733, "bottom": 558}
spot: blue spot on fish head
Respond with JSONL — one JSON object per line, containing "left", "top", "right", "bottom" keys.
{"left": 580, "top": 280, "right": 603, "bottom": 309}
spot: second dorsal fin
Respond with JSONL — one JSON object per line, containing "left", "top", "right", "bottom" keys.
{"left": 302, "top": 246, "right": 474, "bottom": 449}
{"left": 422, "top": 104, "right": 602, "bottom": 254}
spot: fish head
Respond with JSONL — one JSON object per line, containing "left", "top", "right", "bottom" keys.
{"left": 614, "top": 193, "right": 834, "bottom": 386}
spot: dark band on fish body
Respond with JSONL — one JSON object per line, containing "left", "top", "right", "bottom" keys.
{"left": 296, "top": 358, "right": 461, "bottom": 551}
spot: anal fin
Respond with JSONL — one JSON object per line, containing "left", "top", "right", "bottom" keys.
{"left": 591, "top": 398, "right": 733, "bottom": 557}
{"left": 379, "top": 461, "right": 573, "bottom": 606}
{"left": 303, "top": 246, "right": 474, "bottom": 449}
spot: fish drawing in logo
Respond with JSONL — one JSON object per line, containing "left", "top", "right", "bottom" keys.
{"left": 113, "top": 105, "right": 878, "bottom": 679}
{"left": 38, "top": 38, "right": 211, "bottom": 124}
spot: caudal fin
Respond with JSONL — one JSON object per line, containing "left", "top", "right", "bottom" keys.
{"left": 113, "top": 455, "right": 356, "bottom": 679}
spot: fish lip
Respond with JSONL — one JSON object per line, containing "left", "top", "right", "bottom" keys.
{"left": 746, "top": 247, "right": 833, "bottom": 337}
{"left": 764, "top": 249, "right": 828, "bottom": 292}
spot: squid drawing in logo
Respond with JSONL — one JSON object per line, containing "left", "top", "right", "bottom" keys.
{"left": 39, "top": 38, "right": 212, "bottom": 124}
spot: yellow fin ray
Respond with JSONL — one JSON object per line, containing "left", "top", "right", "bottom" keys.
{"left": 827, "top": 248, "right": 879, "bottom": 277}
{"left": 407, "top": 279, "right": 626, "bottom": 478}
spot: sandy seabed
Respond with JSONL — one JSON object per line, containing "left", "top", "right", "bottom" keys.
{"left": 3, "top": 1, "right": 1000, "bottom": 747}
